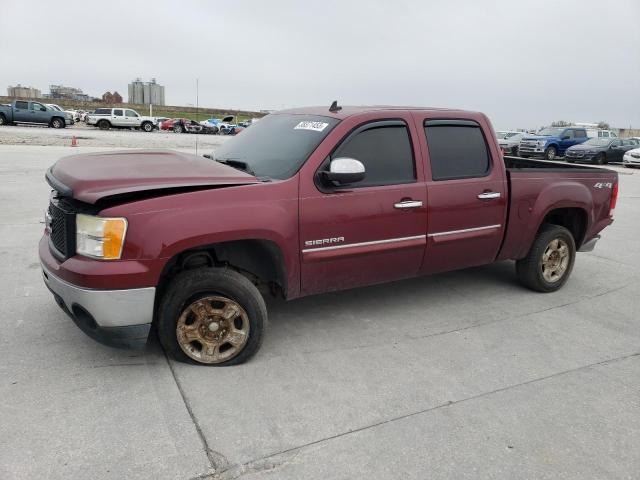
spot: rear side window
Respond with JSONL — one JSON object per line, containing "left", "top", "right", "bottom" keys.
{"left": 424, "top": 121, "right": 490, "bottom": 181}
{"left": 575, "top": 130, "right": 587, "bottom": 138}
{"left": 15, "top": 101, "right": 28, "bottom": 109}
{"left": 332, "top": 123, "right": 415, "bottom": 187}
{"left": 113, "top": 109, "right": 123, "bottom": 116}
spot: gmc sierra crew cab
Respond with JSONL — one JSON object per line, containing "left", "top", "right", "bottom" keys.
{"left": 40, "top": 105, "right": 618, "bottom": 366}
{"left": 0, "top": 100, "right": 73, "bottom": 128}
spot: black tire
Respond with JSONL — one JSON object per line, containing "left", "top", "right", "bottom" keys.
{"left": 98, "top": 120, "right": 110, "bottom": 130}
{"left": 173, "top": 123, "right": 184, "bottom": 134}
{"left": 594, "top": 153, "right": 606, "bottom": 165}
{"left": 516, "top": 224, "right": 576, "bottom": 293}
{"left": 0, "top": 114, "right": 7, "bottom": 126}
{"left": 157, "top": 268, "right": 267, "bottom": 366}
{"left": 544, "top": 146, "right": 557, "bottom": 160}
{"left": 141, "top": 121, "right": 154, "bottom": 132}
{"left": 520, "top": 154, "right": 530, "bottom": 158}
{"left": 50, "top": 117, "right": 64, "bottom": 129}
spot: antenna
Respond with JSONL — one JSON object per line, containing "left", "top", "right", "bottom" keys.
{"left": 329, "top": 100, "right": 341, "bottom": 112}
{"left": 195, "top": 78, "right": 199, "bottom": 156}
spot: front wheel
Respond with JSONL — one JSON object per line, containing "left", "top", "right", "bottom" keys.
{"left": 594, "top": 153, "right": 606, "bottom": 165}
{"left": 173, "top": 124, "right": 184, "bottom": 133}
{"left": 516, "top": 224, "right": 576, "bottom": 293}
{"left": 544, "top": 146, "right": 557, "bottom": 160}
{"left": 50, "top": 117, "right": 64, "bottom": 129}
{"left": 158, "top": 268, "right": 267, "bottom": 366}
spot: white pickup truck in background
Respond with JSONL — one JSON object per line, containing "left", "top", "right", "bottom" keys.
{"left": 87, "top": 108, "right": 157, "bottom": 132}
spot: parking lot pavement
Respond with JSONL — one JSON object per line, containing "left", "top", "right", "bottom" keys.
{"left": 1, "top": 145, "right": 639, "bottom": 479}
{"left": 0, "top": 123, "right": 228, "bottom": 150}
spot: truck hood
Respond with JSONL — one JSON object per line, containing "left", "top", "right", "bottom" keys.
{"left": 46, "top": 149, "right": 260, "bottom": 204}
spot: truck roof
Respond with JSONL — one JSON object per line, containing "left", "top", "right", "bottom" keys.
{"left": 278, "top": 105, "right": 481, "bottom": 119}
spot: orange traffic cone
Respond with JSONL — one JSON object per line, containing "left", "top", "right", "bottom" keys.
{"left": 71, "top": 136, "right": 78, "bottom": 147}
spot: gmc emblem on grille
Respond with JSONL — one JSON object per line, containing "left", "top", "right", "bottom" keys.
{"left": 44, "top": 209, "right": 53, "bottom": 234}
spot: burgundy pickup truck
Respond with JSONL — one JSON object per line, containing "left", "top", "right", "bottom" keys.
{"left": 40, "top": 105, "right": 618, "bottom": 366}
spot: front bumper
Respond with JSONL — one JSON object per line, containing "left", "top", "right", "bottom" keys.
{"left": 42, "top": 265, "right": 155, "bottom": 349}
{"left": 623, "top": 154, "right": 640, "bottom": 166}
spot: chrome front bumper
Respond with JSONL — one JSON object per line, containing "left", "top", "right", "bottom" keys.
{"left": 42, "top": 265, "right": 155, "bottom": 348}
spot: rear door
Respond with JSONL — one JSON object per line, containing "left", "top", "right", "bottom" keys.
{"left": 112, "top": 108, "right": 124, "bottom": 126}
{"left": 415, "top": 116, "right": 508, "bottom": 275}
{"left": 13, "top": 101, "right": 30, "bottom": 122}
{"left": 299, "top": 115, "right": 428, "bottom": 295}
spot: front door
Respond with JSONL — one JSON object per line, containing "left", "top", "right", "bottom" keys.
{"left": 30, "top": 102, "right": 49, "bottom": 123}
{"left": 299, "top": 117, "right": 428, "bottom": 295}
{"left": 124, "top": 109, "right": 140, "bottom": 127}
{"left": 414, "top": 117, "right": 508, "bottom": 275}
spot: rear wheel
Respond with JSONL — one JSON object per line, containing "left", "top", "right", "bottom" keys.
{"left": 544, "top": 146, "right": 557, "bottom": 160}
{"left": 0, "top": 114, "right": 7, "bottom": 126}
{"left": 158, "top": 268, "right": 267, "bottom": 366}
{"left": 516, "top": 224, "right": 576, "bottom": 293}
{"left": 98, "top": 120, "right": 110, "bottom": 130}
{"left": 141, "top": 121, "right": 154, "bottom": 132}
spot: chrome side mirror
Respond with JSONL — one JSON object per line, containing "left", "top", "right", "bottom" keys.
{"left": 321, "top": 157, "right": 366, "bottom": 185}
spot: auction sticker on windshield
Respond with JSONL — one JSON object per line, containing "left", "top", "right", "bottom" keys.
{"left": 294, "top": 121, "right": 329, "bottom": 132}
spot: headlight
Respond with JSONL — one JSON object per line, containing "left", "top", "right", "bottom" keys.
{"left": 537, "top": 140, "right": 547, "bottom": 146}
{"left": 76, "top": 214, "right": 127, "bottom": 259}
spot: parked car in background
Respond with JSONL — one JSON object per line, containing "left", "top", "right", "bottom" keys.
{"left": 47, "top": 104, "right": 80, "bottom": 123}
{"left": 498, "top": 132, "right": 526, "bottom": 155}
{"left": 40, "top": 105, "right": 619, "bottom": 365}
{"left": 565, "top": 138, "right": 639, "bottom": 165}
{"left": 496, "top": 130, "right": 522, "bottom": 140}
{"left": 0, "top": 100, "right": 73, "bottom": 128}
{"left": 623, "top": 146, "right": 640, "bottom": 168}
{"left": 160, "top": 118, "right": 181, "bottom": 131}
{"left": 87, "top": 108, "right": 157, "bottom": 132}
{"left": 519, "top": 126, "right": 589, "bottom": 160}
{"left": 585, "top": 128, "right": 617, "bottom": 139}
{"left": 172, "top": 118, "right": 218, "bottom": 134}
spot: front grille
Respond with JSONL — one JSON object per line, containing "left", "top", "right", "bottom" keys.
{"left": 48, "top": 197, "right": 77, "bottom": 259}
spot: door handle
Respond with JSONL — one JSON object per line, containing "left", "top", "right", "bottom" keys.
{"left": 477, "top": 192, "right": 501, "bottom": 200}
{"left": 394, "top": 200, "right": 423, "bottom": 209}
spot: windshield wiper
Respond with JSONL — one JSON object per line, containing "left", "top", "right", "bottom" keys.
{"left": 215, "top": 158, "right": 256, "bottom": 176}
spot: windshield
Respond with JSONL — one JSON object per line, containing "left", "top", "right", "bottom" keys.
{"left": 48, "top": 105, "right": 62, "bottom": 111}
{"left": 505, "top": 132, "right": 521, "bottom": 139}
{"left": 537, "top": 127, "right": 564, "bottom": 136}
{"left": 211, "top": 114, "right": 340, "bottom": 179}
{"left": 584, "top": 138, "right": 610, "bottom": 147}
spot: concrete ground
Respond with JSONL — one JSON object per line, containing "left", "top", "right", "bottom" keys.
{"left": 0, "top": 145, "right": 638, "bottom": 480}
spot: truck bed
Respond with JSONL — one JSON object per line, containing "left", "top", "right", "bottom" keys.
{"left": 498, "top": 155, "right": 617, "bottom": 263}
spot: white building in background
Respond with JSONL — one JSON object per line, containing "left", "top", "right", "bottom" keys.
{"left": 7, "top": 84, "right": 41, "bottom": 98}
{"left": 128, "top": 78, "right": 165, "bottom": 105}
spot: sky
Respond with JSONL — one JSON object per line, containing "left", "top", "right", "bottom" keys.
{"left": 1, "top": 0, "right": 639, "bottom": 129}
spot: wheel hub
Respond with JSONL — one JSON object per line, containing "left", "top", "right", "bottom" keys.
{"left": 541, "top": 238, "right": 569, "bottom": 283}
{"left": 176, "top": 296, "right": 250, "bottom": 364}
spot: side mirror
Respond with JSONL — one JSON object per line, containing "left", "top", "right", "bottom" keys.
{"left": 321, "top": 157, "right": 365, "bottom": 186}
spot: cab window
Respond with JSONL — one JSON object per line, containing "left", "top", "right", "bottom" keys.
{"left": 424, "top": 120, "right": 490, "bottom": 181}
{"left": 331, "top": 122, "right": 415, "bottom": 187}
{"left": 562, "top": 130, "right": 575, "bottom": 139}
{"left": 113, "top": 109, "right": 123, "bottom": 116}
{"left": 15, "top": 101, "right": 28, "bottom": 109}
{"left": 125, "top": 109, "right": 138, "bottom": 117}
